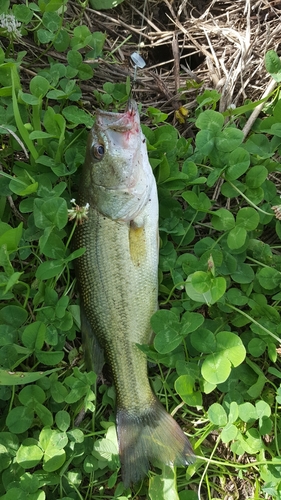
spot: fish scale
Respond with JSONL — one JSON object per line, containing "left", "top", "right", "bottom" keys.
{"left": 74, "top": 99, "right": 195, "bottom": 485}
{"left": 76, "top": 204, "right": 158, "bottom": 409}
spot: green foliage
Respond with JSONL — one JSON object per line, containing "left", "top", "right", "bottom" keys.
{"left": 265, "top": 50, "right": 281, "bottom": 83}
{"left": 93, "top": 80, "right": 131, "bottom": 110}
{"left": 1, "top": 1, "right": 281, "bottom": 497}
{"left": 89, "top": 0, "right": 125, "bottom": 10}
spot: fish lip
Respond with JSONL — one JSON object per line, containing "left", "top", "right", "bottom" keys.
{"left": 96, "top": 99, "right": 138, "bottom": 117}
{"left": 125, "top": 98, "right": 138, "bottom": 113}
{"left": 95, "top": 100, "right": 139, "bottom": 131}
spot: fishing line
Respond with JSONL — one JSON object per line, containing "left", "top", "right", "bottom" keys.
{"left": 130, "top": 0, "right": 148, "bottom": 93}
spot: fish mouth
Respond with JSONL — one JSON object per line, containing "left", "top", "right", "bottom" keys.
{"left": 125, "top": 98, "right": 138, "bottom": 114}
{"left": 96, "top": 99, "right": 139, "bottom": 132}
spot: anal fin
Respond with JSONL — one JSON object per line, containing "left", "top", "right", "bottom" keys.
{"left": 80, "top": 303, "right": 104, "bottom": 376}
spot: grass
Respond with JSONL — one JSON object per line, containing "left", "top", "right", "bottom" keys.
{"left": 1, "top": 1, "right": 281, "bottom": 499}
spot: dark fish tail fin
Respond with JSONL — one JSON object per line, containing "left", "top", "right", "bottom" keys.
{"left": 117, "top": 398, "right": 195, "bottom": 487}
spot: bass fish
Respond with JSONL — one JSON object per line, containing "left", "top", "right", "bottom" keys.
{"left": 74, "top": 99, "right": 195, "bottom": 486}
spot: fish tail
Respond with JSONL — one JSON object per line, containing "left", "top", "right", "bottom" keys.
{"left": 117, "top": 397, "right": 195, "bottom": 486}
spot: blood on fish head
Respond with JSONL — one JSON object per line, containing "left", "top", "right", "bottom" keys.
{"left": 96, "top": 100, "right": 140, "bottom": 147}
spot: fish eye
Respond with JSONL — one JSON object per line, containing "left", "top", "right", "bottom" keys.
{"left": 91, "top": 144, "right": 105, "bottom": 160}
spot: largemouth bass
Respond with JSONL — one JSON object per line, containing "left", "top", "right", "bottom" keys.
{"left": 74, "top": 99, "right": 195, "bottom": 486}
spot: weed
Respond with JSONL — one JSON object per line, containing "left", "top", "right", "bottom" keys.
{"left": 0, "top": 1, "right": 281, "bottom": 499}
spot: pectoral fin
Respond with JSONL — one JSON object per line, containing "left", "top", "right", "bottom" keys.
{"left": 129, "top": 221, "right": 146, "bottom": 267}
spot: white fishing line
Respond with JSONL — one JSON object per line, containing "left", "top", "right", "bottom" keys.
{"left": 130, "top": 0, "right": 148, "bottom": 85}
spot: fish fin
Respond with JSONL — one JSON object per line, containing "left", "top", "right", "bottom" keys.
{"left": 129, "top": 221, "right": 146, "bottom": 266}
{"left": 117, "top": 397, "right": 195, "bottom": 487}
{"left": 80, "top": 303, "right": 104, "bottom": 375}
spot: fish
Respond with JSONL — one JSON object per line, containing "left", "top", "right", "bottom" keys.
{"left": 74, "top": 99, "right": 195, "bottom": 486}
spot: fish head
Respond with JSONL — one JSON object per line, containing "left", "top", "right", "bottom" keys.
{"left": 83, "top": 100, "right": 156, "bottom": 221}
{"left": 86, "top": 100, "right": 143, "bottom": 190}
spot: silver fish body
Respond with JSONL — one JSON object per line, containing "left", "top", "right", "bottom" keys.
{"left": 74, "top": 100, "right": 194, "bottom": 485}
